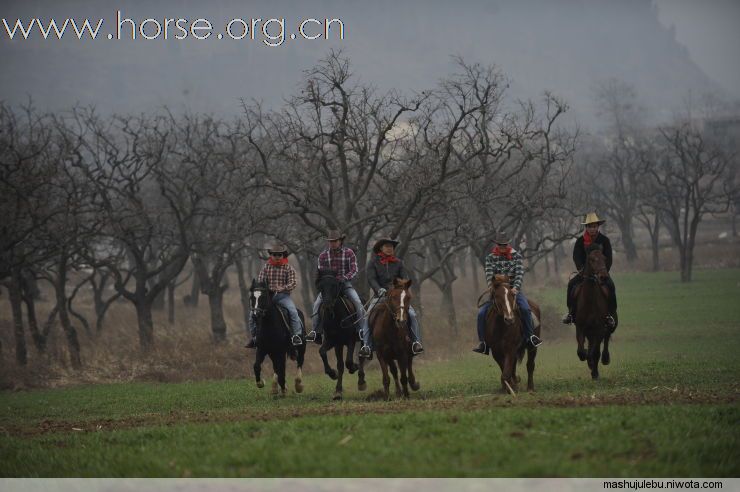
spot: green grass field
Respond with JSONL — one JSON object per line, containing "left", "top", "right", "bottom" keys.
{"left": 1, "top": 269, "right": 739, "bottom": 477}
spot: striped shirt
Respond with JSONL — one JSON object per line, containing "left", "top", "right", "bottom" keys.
{"left": 317, "top": 247, "right": 358, "bottom": 281}
{"left": 258, "top": 262, "right": 297, "bottom": 293}
{"left": 484, "top": 249, "right": 525, "bottom": 290}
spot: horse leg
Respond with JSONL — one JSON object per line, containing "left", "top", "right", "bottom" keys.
{"left": 319, "top": 341, "right": 337, "bottom": 380}
{"left": 586, "top": 336, "right": 600, "bottom": 380}
{"left": 346, "top": 340, "right": 357, "bottom": 374}
{"left": 576, "top": 324, "right": 587, "bottom": 361}
{"left": 601, "top": 333, "right": 611, "bottom": 366}
{"left": 378, "top": 357, "right": 391, "bottom": 401}
{"left": 253, "top": 348, "right": 267, "bottom": 388}
{"left": 357, "top": 342, "right": 367, "bottom": 392}
{"left": 294, "top": 342, "right": 305, "bottom": 393}
{"left": 333, "top": 345, "right": 345, "bottom": 400}
{"left": 388, "top": 360, "right": 402, "bottom": 397}
{"left": 398, "top": 356, "right": 410, "bottom": 399}
{"left": 501, "top": 354, "right": 516, "bottom": 395}
{"left": 276, "top": 354, "right": 287, "bottom": 396}
{"left": 408, "top": 353, "right": 420, "bottom": 392}
{"left": 526, "top": 346, "right": 537, "bottom": 392}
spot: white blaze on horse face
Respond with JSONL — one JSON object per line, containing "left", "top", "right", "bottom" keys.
{"left": 252, "top": 290, "right": 262, "bottom": 310}
{"left": 399, "top": 290, "right": 406, "bottom": 322}
{"left": 503, "top": 286, "right": 512, "bottom": 318}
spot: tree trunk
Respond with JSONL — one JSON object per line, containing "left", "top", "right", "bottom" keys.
{"left": 185, "top": 269, "right": 200, "bottom": 307}
{"left": 295, "top": 252, "right": 315, "bottom": 318}
{"left": 22, "top": 285, "right": 45, "bottom": 353}
{"left": 135, "top": 297, "right": 154, "bottom": 350}
{"left": 469, "top": 250, "right": 480, "bottom": 294}
{"left": 167, "top": 280, "right": 176, "bottom": 324}
{"left": 9, "top": 269, "right": 27, "bottom": 365}
{"left": 617, "top": 219, "right": 639, "bottom": 262}
{"left": 650, "top": 218, "right": 661, "bottom": 272}
{"left": 207, "top": 287, "right": 228, "bottom": 342}
{"left": 55, "top": 253, "right": 82, "bottom": 369}
{"left": 234, "top": 255, "right": 252, "bottom": 335}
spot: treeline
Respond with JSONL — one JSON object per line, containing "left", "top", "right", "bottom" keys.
{"left": 1, "top": 52, "right": 736, "bottom": 368}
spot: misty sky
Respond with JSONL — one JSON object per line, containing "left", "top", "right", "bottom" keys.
{"left": 1, "top": 0, "right": 738, "bottom": 127}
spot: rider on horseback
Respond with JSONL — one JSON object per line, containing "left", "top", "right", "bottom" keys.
{"left": 366, "top": 236, "right": 424, "bottom": 356}
{"left": 473, "top": 231, "right": 542, "bottom": 353}
{"left": 246, "top": 243, "right": 304, "bottom": 348}
{"left": 562, "top": 213, "right": 618, "bottom": 330}
{"left": 305, "top": 230, "right": 370, "bottom": 355}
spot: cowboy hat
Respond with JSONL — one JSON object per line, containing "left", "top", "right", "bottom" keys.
{"left": 372, "top": 236, "right": 401, "bottom": 254}
{"left": 326, "top": 229, "right": 346, "bottom": 241}
{"left": 266, "top": 242, "right": 289, "bottom": 256}
{"left": 581, "top": 212, "right": 606, "bottom": 226}
{"left": 493, "top": 231, "right": 510, "bottom": 245}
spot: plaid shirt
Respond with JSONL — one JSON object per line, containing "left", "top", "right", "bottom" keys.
{"left": 258, "top": 262, "right": 297, "bottom": 293}
{"left": 484, "top": 248, "right": 525, "bottom": 290}
{"left": 317, "top": 247, "right": 358, "bottom": 281}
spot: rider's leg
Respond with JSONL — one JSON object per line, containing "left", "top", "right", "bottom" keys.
{"left": 563, "top": 275, "right": 581, "bottom": 324}
{"left": 516, "top": 292, "right": 541, "bottom": 347}
{"left": 306, "top": 294, "right": 323, "bottom": 342}
{"left": 344, "top": 283, "right": 372, "bottom": 356}
{"left": 473, "top": 301, "right": 491, "bottom": 353}
{"left": 274, "top": 293, "right": 303, "bottom": 345}
{"left": 408, "top": 306, "right": 423, "bottom": 354}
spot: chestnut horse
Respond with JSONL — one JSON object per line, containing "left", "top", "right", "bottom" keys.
{"left": 574, "top": 244, "right": 612, "bottom": 379}
{"left": 483, "top": 274, "right": 541, "bottom": 393}
{"left": 315, "top": 270, "right": 367, "bottom": 400}
{"left": 364, "top": 278, "right": 420, "bottom": 400}
{"left": 250, "top": 279, "right": 306, "bottom": 396}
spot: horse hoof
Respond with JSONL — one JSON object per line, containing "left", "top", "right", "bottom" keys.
{"left": 332, "top": 391, "right": 342, "bottom": 401}
{"left": 347, "top": 364, "right": 357, "bottom": 374}
{"left": 358, "top": 381, "right": 367, "bottom": 392}
{"left": 295, "top": 381, "right": 304, "bottom": 394}
{"left": 327, "top": 370, "right": 338, "bottom": 380}
{"left": 591, "top": 372, "right": 599, "bottom": 380}
{"left": 281, "top": 387, "right": 287, "bottom": 396}
{"left": 256, "top": 379, "right": 265, "bottom": 388}
{"left": 602, "top": 351, "right": 610, "bottom": 365}
{"left": 577, "top": 349, "right": 587, "bottom": 361}
{"left": 410, "top": 381, "right": 420, "bottom": 392}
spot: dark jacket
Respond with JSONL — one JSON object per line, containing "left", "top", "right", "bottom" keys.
{"left": 573, "top": 233, "right": 613, "bottom": 272}
{"left": 366, "top": 255, "right": 408, "bottom": 294}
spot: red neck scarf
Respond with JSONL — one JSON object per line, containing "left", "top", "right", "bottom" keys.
{"left": 377, "top": 252, "right": 399, "bottom": 265}
{"left": 492, "top": 245, "right": 513, "bottom": 260}
{"left": 268, "top": 257, "right": 288, "bottom": 267}
{"left": 583, "top": 231, "right": 598, "bottom": 247}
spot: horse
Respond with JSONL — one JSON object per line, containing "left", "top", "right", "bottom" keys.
{"left": 573, "top": 244, "right": 612, "bottom": 379}
{"left": 483, "top": 274, "right": 541, "bottom": 394}
{"left": 249, "top": 279, "right": 306, "bottom": 396}
{"left": 364, "top": 278, "right": 420, "bottom": 400}
{"left": 315, "top": 270, "right": 366, "bottom": 400}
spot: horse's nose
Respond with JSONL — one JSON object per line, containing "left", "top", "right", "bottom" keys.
{"left": 504, "top": 316, "right": 514, "bottom": 325}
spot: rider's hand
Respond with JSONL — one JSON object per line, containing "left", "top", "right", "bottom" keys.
{"left": 511, "top": 287, "right": 519, "bottom": 295}
{"left": 377, "top": 288, "right": 387, "bottom": 297}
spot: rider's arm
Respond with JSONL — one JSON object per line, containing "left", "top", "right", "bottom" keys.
{"left": 284, "top": 266, "right": 297, "bottom": 292}
{"left": 484, "top": 254, "right": 494, "bottom": 285}
{"left": 257, "top": 264, "right": 267, "bottom": 283}
{"left": 573, "top": 237, "right": 586, "bottom": 271}
{"left": 341, "top": 249, "right": 358, "bottom": 281}
{"left": 367, "top": 259, "right": 382, "bottom": 294}
{"left": 602, "top": 237, "right": 613, "bottom": 272}
{"left": 512, "top": 252, "right": 524, "bottom": 291}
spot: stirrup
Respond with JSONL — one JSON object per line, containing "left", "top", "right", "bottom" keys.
{"left": 359, "top": 345, "right": 372, "bottom": 358}
{"left": 605, "top": 315, "right": 616, "bottom": 330}
{"left": 562, "top": 312, "right": 574, "bottom": 324}
{"left": 291, "top": 335, "right": 303, "bottom": 346}
{"left": 305, "top": 330, "right": 317, "bottom": 342}
{"left": 411, "top": 341, "right": 424, "bottom": 355}
{"left": 245, "top": 338, "right": 256, "bottom": 349}
{"left": 529, "top": 334, "right": 543, "bottom": 348}
{"left": 472, "top": 341, "right": 487, "bottom": 354}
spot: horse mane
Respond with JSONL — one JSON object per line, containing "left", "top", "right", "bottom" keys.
{"left": 586, "top": 243, "right": 603, "bottom": 254}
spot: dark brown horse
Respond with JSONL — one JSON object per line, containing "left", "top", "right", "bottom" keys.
{"left": 483, "top": 274, "right": 541, "bottom": 394}
{"left": 574, "top": 244, "right": 612, "bottom": 379}
{"left": 364, "top": 278, "right": 420, "bottom": 400}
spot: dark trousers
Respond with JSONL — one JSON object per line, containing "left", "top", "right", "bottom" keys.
{"left": 566, "top": 275, "right": 617, "bottom": 314}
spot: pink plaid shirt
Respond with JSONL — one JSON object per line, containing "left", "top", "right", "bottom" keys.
{"left": 258, "top": 262, "right": 297, "bottom": 293}
{"left": 317, "top": 247, "right": 358, "bottom": 281}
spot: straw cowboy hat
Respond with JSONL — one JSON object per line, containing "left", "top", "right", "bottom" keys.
{"left": 493, "top": 231, "right": 511, "bottom": 245}
{"left": 266, "top": 242, "right": 290, "bottom": 256}
{"left": 372, "top": 236, "right": 401, "bottom": 254}
{"left": 326, "top": 229, "right": 346, "bottom": 241}
{"left": 581, "top": 212, "right": 606, "bottom": 226}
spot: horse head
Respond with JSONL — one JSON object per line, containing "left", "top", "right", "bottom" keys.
{"left": 584, "top": 244, "right": 609, "bottom": 281}
{"left": 490, "top": 274, "right": 517, "bottom": 325}
{"left": 316, "top": 269, "right": 341, "bottom": 314}
{"left": 250, "top": 279, "right": 272, "bottom": 319}
{"left": 388, "top": 278, "right": 413, "bottom": 326}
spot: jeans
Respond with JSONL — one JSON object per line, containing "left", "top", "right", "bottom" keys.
{"left": 312, "top": 281, "right": 369, "bottom": 344}
{"left": 477, "top": 292, "right": 535, "bottom": 343}
{"left": 249, "top": 293, "right": 302, "bottom": 338}
{"left": 366, "top": 297, "right": 422, "bottom": 349}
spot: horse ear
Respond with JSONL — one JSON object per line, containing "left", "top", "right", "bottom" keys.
{"left": 393, "top": 277, "right": 402, "bottom": 288}
{"left": 404, "top": 278, "right": 413, "bottom": 289}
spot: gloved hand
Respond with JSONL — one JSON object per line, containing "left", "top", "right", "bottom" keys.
{"left": 377, "top": 288, "right": 387, "bottom": 297}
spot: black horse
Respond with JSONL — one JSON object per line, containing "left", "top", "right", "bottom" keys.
{"left": 250, "top": 279, "right": 306, "bottom": 396}
{"left": 315, "top": 270, "right": 366, "bottom": 400}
